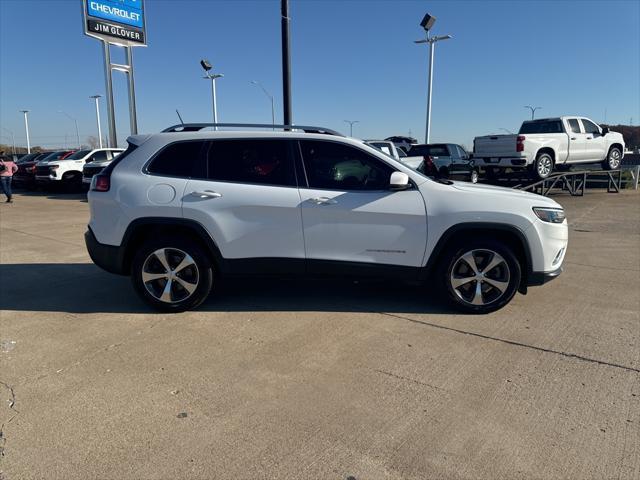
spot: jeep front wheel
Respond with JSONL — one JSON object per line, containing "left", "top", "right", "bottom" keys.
{"left": 131, "top": 237, "right": 214, "bottom": 312}
{"left": 438, "top": 240, "right": 521, "bottom": 314}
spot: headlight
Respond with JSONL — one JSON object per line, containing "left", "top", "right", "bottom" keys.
{"left": 533, "top": 207, "right": 565, "bottom": 223}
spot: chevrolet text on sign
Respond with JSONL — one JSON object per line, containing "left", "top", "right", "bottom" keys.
{"left": 83, "top": 0, "right": 146, "bottom": 46}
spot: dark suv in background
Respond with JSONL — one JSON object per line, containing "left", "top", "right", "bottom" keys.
{"left": 404, "top": 143, "right": 478, "bottom": 183}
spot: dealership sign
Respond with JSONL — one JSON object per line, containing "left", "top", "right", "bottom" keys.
{"left": 83, "top": 0, "right": 146, "bottom": 46}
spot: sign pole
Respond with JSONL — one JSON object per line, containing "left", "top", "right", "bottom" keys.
{"left": 102, "top": 41, "right": 117, "bottom": 148}
{"left": 125, "top": 47, "right": 138, "bottom": 135}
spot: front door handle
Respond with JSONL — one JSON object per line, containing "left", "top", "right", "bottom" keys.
{"left": 310, "top": 197, "right": 337, "bottom": 205}
{"left": 586, "top": 137, "right": 592, "bottom": 140}
{"left": 191, "top": 190, "right": 222, "bottom": 199}
{"left": 570, "top": 137, "right": 577, "bottom": 140}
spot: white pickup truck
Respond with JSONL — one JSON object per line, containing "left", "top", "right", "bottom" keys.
{"left": 473, "top": 117, "right": 625, "bottom": 180}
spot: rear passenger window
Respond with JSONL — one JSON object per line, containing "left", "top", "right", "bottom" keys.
{"left": 148, "top": 141, "right": 205, "bottom": 178}
{"left": 568, "top": 119, "right": 581, "bottom": 134}
{"left": 206, "top": 139, "right": 295, "bottom": 187}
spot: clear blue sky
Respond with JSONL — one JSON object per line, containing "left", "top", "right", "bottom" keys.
{"left": 1, "top": 0, "right": 638, "bottom": 149}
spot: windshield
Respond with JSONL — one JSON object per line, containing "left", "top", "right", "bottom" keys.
{"left": 65, "top": 150, "right": 92, "bottom": 160}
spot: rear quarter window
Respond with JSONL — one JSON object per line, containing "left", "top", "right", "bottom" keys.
{"left": 147, "top": 141, "right": 206, "bottom": 178}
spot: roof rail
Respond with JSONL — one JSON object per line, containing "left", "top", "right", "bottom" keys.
{"left": 161, "top": 123, "right": 343, "bottom": 136}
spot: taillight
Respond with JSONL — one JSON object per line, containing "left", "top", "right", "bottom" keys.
{"left": 92, "top": 174, "right": 110, "bottom": 192}
{"left": 516, "top": 135, "right": 526, "bottom": 152}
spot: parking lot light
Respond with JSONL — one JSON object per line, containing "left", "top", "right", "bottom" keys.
{"left": 200, "top": 59, "right": 223, "bottom": 130}
{"left": 344, "top": 120, "right": 359, "bottom": 137}
{"left": 19, "top": 110, "right": 31, "bottom": 153}
{"left": 525, "top": 105, "right": 542, "bottom": 120}
{"left": 415, "top": 13, "right": 452, "bottom": 144}
{"left": 90, "top": 95, "right": 104, "bottom": 149}
{"left": 250, "top": 81, "right": 276, "bottom": 130}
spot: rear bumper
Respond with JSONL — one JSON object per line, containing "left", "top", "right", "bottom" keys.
{"left": 85, "top": 227, "right": 127, "bottom": 275}
{"left": 527, "top": 266, "right": 563, "bottom": 286}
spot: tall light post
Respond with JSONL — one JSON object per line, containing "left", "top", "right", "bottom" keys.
{"left": 58, "top": 110, "right": 80, "bottom": 149}
{"left": 90, "top": 95, "right": 104, "bottom": 149}
{"left": 250, "top": 81, "right": 276, "bottom": 129}
{"left": 524, "top": 105, "right": 542, "bottom": 120}
{"left": 344, "top": 120, "right": 359, "bottom": 137}
{"left": 415, "top": 14, "right": 451, "bottom": 144}
{"left": 2, "top": 128, "right": 16, "bottom": 155}
{"left": 19, "top": 110, "right": 31, "bottom": 153}
{"left": 200, "top": 59, "right": 223, "bottom": 130}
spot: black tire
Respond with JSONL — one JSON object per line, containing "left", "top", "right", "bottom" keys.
{"left": 131, "top": 236, "right": 214, "bottom": 312}
{"left": 531, "top": 152, "right": 554, "bottom": 180}
{"left": 436, "top": 238, "right": 521, "bottom": 314}
{"left": 602, "top": 146, "right": 622, "bottom": 171}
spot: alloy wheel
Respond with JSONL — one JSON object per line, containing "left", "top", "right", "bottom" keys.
{"left": 141, "top": 248, "right": 200, "bottom": 303}
{"left": 608, "top": 149, "right": 621, "bottom": 169}
{"left": 450, "top": 249, "right": 511, "bottom": 306}
{"left": 537, "top": 156, "right": 552, "bottom": 178}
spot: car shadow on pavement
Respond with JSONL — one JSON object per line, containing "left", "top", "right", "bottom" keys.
{"left": 0, "top": 263, "right": 452, "bottom": 315}
{"left": 14, "top": 189, "right": 88, "bottom": 202}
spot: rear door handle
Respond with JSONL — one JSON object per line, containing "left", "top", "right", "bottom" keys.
{"left": 570, "top": 137, "right": 577, "bottom": 140}
{"left": 310, "top": 196, "right": 337, "bottom": 205}
{"left": 191, "top": 190, "right": 222, "bottom": 199}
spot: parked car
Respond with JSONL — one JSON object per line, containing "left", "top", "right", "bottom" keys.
{"left": 473, "top": 117, "right": 625, "bottom": 180}
{"left": 365, "top": 140, "right": 402, "bottom": 160}
{"left": 85, "top": 123, "right": 567, "bottom": 314}
{"left": 385, "top": 136, "right": 418, "bottom": 153}
{"left": 14, "top": 152, "right": 52, "bottom": 187}
{"left": 82, "top": 148, "right": 125, "bottom": 185}
{"left": 403, "top": 143, "right": 479, "bottom": 183}
{"left": 36, "top": 149, "right": 122, "bottom": 188}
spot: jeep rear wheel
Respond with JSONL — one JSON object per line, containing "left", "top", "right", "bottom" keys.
{"left": 438, "top": 239, "right": 521, "bottom": 314}
{"left": 131, "top": 237, "right": 214, "bottom": 312}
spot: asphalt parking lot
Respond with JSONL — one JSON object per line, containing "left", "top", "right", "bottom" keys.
{"left": 1, "top": 188, "right": 639, "bottom": 480}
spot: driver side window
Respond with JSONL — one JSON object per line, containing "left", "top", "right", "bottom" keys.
{"left": 581, "top": 119, "right": 600, "bottom": 135}
{"left": 299, "top": 140, "right": 393, "bottom": 191}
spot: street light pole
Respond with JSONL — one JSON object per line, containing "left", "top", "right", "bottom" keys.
{"left": 524, "top": 105, "right": 542, "bottom": 120}
{"left": 200, "top": 59, "right": 223, "bottom": 130}
{"left": 90, "top": 95, "right": 104, "bottom": 149}
{"left": 344, "top": 120, "right": 359, "bottom": 137}
{"left": 19, "top": 110, "right": 31, "bottom": 153}
{"left": 415, "top": 34, "right": 452, "bottom": 144}
{"left": 58, "top": 111, "right": 80, "bottom": 149}
{"left": 251, "top": 81, "right": 276, "bottom": 129}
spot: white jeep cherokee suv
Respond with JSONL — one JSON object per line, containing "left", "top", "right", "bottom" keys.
{"left": 85, "top": 124, "right": 568, "bottom": 313}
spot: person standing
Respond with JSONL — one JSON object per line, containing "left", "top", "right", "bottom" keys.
{"left": 0, "top": 153, "right": 18, "bottom": 203}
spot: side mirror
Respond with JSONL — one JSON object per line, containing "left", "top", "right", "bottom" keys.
{"left": 601, "top": 126, "right": 609, "bottom": 135}
{"left": 390, "top": 171, "right": 410, "bottom": 191}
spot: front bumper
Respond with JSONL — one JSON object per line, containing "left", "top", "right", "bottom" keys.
{"left": 85, "top": 227, "right": 127, "bottom": 275}
{"left": 527, "top": 266, "right": 563, "bottom": 286}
